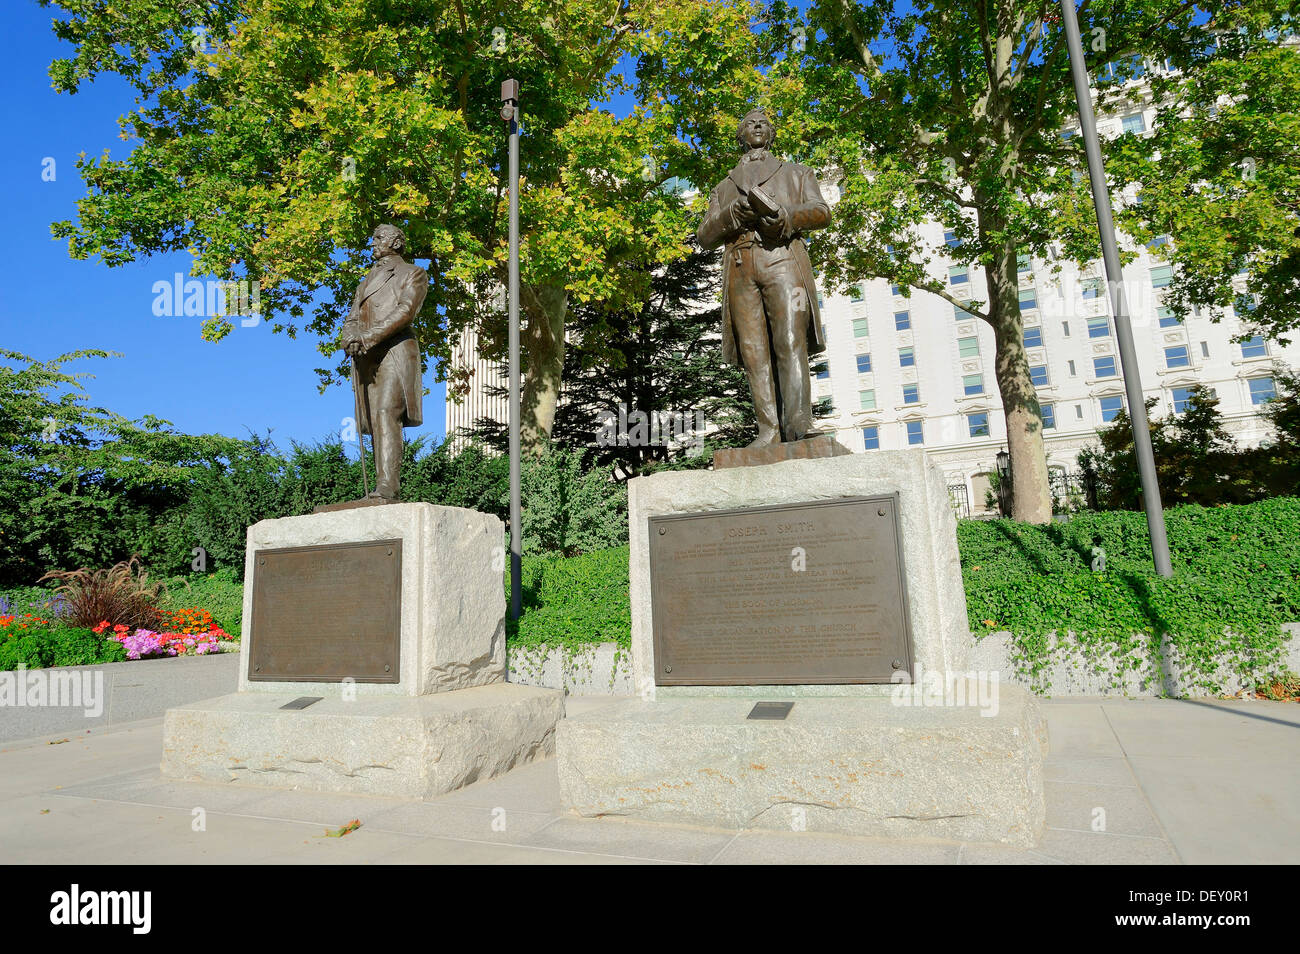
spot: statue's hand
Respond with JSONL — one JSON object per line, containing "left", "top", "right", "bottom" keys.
{"left": 757, "top": 207, "right": 789, "bottom": 240}
{"left": 731, "top": 198, "right": 758, "bottom": 230}
{"left": 344, "top": 338, "right": 364, "bottom": 357}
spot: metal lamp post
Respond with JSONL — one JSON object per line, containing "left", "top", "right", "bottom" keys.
{"left": 995, "top": 449, "right": 1012, "bottom": 519}
{"left": 501, "top": 78, "right": 523, "bottom": 619}
{"left": 1058, "top": 1, "right": 1174, "bottom": 577}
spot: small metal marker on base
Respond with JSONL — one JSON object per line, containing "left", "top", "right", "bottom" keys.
{"left": 747, "top": 702, "right": 794, "bottom": 720}
{"left": 280, "top": 697, "right": 323, "bottom": 710}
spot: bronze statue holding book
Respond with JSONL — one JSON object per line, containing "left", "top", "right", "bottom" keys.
{"left": 697, "top": 108, "right": 833, "bottom": 446}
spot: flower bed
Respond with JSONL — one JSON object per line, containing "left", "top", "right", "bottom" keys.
{"left": 93, "top": 613, "right": 229, "bottom": 660}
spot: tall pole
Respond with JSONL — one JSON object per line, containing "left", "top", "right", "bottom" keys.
{"left": 502, "top": 79, "right": 523, "bottom": 619}
{"left": 1059, "top": 1, "right": 1174, "bottom": 577}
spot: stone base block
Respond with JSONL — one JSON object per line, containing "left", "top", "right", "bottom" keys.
{"left": 557, "top": 685, "right": 1048, "bottom": 847}
{"left": 162, "top": 684, "right": 563, "bottom": 798}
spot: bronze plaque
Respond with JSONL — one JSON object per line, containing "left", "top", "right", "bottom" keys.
{"left": 648, "top": 496, "right": 914, "bottom": 686}
{"left": 248, "top": 539, "right": 402, "bottom": 683}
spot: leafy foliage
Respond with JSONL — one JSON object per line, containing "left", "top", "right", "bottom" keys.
{"left": 959, "top": 497, "right": 1300, "bottom": 692}
{"left": 508, "top": 545, "right": 631, "bottom": 649}
{"left": 0, "top": 624, "right": 128, "bottom": 671}
{"left": 1109, "top": 11, "right": 1300, "bottom": 344}
{"left": 39, "top": 557, "right": 167, "bottom": 630}
{"left": 1077, "top": 377, "right": 1300, "bottom": 509}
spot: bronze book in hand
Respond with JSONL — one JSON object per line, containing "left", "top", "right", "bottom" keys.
{"left": 748, "top": 186, "right": 781, "bottom": 219}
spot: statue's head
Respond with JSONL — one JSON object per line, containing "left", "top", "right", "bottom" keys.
{"left": 736, "top": 109, "right": 776, "bottom": 152}
{"left": 371, "top": 224, "right": 406, "bottom": 258}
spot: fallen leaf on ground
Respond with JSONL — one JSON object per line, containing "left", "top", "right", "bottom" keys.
{"left": 325, "top": 819, "right": 362, "bottom": 838}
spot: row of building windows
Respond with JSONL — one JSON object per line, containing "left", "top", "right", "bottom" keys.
{"left": 857, "top": 377, "right": 1278, "bottom": 449}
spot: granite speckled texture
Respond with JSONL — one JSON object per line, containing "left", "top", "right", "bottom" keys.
{"left": 557, "top": 686, "right": 1047, "bottom": 847}
{"left": 237, "top": 502, "right": 506, "bottom": 697}
{"left": 162, "top": 684, "right": 564, "bottom": 798}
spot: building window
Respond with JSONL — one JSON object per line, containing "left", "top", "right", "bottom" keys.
{"left": 1235, "top": 293, "right": 1258, "bottom": 315}
{"left": 963, "top": 373, "right": 984, "bottom": 396}
{"left": 954, "top": 301, "right": 973, "bottom": 320}
{"left": 1122, "top": 112, "right": 1147, "bottom": 134}
{"left": 859, "top": 389, "right": 876, "bottom": 411}
{"left": 903, "top": 383, "right": 921, "bottom": 404}
{"left": 1075, "top": 404, "right": 1084, "bottom": 419}
{"left": 1249, "top": 376, "right": 1277, "bottom": 405}
{"left": 1147, "top": 234, "right": 1170, "bottom": 250}
{"left": 899, "top": 347, "right": 915, "bottom": 368}
{"left": 852, "top": 317, "right": 869, "bottom": 338}
{"left": 1023, "top": 326, "right": 1043, "bottom": 349}
{"left": 1017, "top": 252, "right": 1031, "bottom": 274}
{"left": 1041, "top": 403, "right": 1057, "bottom": 429}
{"left": 1171, "top": 387, "right": 1197, "bottom": 414}
{"left": 1200, "top": 341, "right": 1210, "bottom": 358}
{"left": 958, "top": 336, "right": 980, "bottom": 358}
{"left": 894, "top": 310, "right": 911, "bottom": 330}
{"left": 1100, "top": 395, "right": 1125, "bottom": 422}
{"left": 1082, "top": 277, "right": 1103, "bottom": 300}
{"left": 1068, "top": 359, "right": 1077, "bottom": 376}
{"left": 1151, "top": 265, "right": 1174, "bottom": 288}
{"left": 891, "top": 283, "right": 906, "bottom": 298}
{"left": 906, "top": 420, "right": 924, "bottom": 445}
{"left": 1094, "top": 356, "right": 1118, "bottom": 378}
{"left": 862, "top": 426, "right": 880, "bottom": 450}
{"left": 1062, "top": 320, "right": 1071, "bottom": 337}
{"left": 1019, "top": 288, "right": 1038, "bottom": 311}
{"left": 815, "top": 363, "right": 830, "bottom": 380}
{"left": 1164, "top": 345, "right": 1190, "bottom": 368}
{"left": 856, "top": 353, "right": 872, "bottom": 374}
{"left": 1157, "top": 306, "right": 1182, "bottom": 328}
{"left": 949, "top": 265, "right": 969, "bottom": 285}
{"left": 1087, "top": 316, "right": 1111, "bottom": 338}
{"left": 1240, "top": 335, "right": 1268, "bottom": 358}
{"left": 968, "top": 412, "right": 990, "bottom": 438}
{"left": 944, "top": 230, "right": 961, "bottom": 249}
{"left": 1030, "top": 364, "right": 1049, "bottom": 387}
{"left": 847, "top": 284, "right": 863, "bottom": 301}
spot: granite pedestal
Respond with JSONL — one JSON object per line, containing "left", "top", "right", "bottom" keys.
{"left": 162, "top": 503, "right": 563, "bottom": 797}
{"left": 555, "top": 450, "right": 1048, "bottom": 845}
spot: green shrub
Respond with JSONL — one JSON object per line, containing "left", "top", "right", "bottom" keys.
{"left": 157, "top": 568, "right": 244, "bottom": 638}
{"left": 958, "top": 497, "right": 1300, "bottom": 691}
{"left": 508, "top": 545, "right": 631, "bottom": 649}
{"left": 0, "top": 625, "right": 127, "bottom": 671}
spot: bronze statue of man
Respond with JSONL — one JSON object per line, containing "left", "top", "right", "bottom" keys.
{"left": 341, "top": 224, "right": 428, "bottom": 500}
{"left": 697, "top": 108, "right": 832, "bottom": 446}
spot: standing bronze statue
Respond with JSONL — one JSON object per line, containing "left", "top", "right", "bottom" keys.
{"left": 698, "top": 108, "right": 832, "bottom": 446}
{"left": 341, "top": 224, "right": 428, "bottom": 501}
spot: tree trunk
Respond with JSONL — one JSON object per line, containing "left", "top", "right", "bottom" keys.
{"left": 983, "top": 226, "right": 1053, "bottom": 524}
{"left": 520, "top": 281, "right": 567, "bottom": 456}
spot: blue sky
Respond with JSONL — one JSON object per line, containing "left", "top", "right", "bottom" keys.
{"left": 0, "top": 3, "right": 446, "bottom": 452}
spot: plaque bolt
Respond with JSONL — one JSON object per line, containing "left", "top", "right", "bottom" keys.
{"left": 878, "top": 508, "right": 886, "bottom": 516}
{"left": 891, "top": 658, "right": 902, "bottom": 669}
{"left": 664, "top": 665, "right": 672, "bottom": 673}
{"left": 384, "top": 665, "right": 391, "bottom": 672}
{"left": 658, "top": 527, "right": 666, "bottom": 535}
{"left": 387, "top": 548, "right": 393, "bottom": 556}
{"left": 255, "top": 665, "right": 261, "bottom": 672}
{"left": 259, "top": 558, "right": 266, "bottom": 565}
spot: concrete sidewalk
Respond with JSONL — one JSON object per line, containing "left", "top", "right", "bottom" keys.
{"left": 1, "top": 696, "right": 1295, "bottom": 864}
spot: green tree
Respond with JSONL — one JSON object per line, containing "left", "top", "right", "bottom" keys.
{"left": 44, "top": 0, "right": 701, "bottom": 455}
{"left": 463, "top": 243, "right": 758, "bottom": 473}
{"left": 1108, "top": 10, "right": 1300, "bottom": 344}
{"left": 754, "top": 0, "right": 1247, "bottom": 523}
{"left": 1, "top": 349, "right": 245, "bottom": 584}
